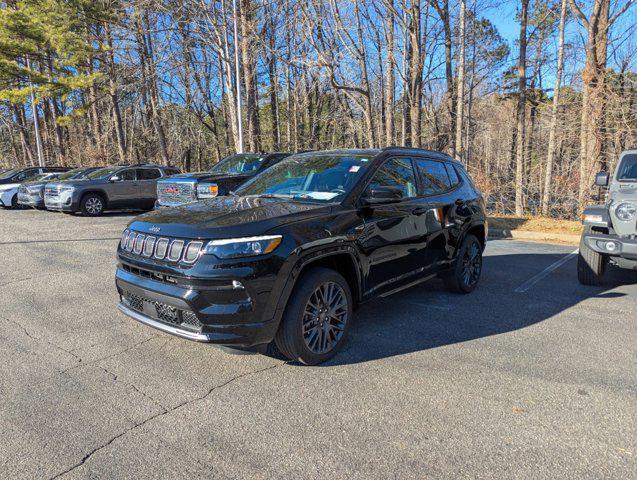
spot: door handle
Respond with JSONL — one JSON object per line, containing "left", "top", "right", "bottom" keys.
{"left": 412, "top": 207, "right": 428, "bottom": 216}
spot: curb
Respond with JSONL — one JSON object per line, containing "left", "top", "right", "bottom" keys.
{"left": 488, "top": 229, "right": 580, "bottom": 246}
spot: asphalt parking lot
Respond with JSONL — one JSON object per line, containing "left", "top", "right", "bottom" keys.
{"left": 0, "top": 208, "right": 635, "bottom": 479}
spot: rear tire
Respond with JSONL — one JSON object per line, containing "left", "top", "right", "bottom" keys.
{"left": 274, "top": 267, "right": 352, "bottom": 365}
{"left": 443, "top": 234, "right": 483, "bottom": 294}
{"left": 577, "top": 226, "right": 607, "bottom": 285}
{"left": 80, "top": 193, "right": 105, "bottom": 216}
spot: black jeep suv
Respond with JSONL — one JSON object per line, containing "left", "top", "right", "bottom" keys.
{"left": 116, "top": 148, "right": 487, "bottom": 365}
{"left": 155, "top": 152, "right": 291, "bottom": 208}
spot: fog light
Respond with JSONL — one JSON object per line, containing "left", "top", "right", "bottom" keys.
{"left": 596, "top": 240, "right": 619, "bottom": 252}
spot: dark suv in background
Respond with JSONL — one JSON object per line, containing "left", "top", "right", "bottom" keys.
{"left": 155, "top": 152, "right": 291, "bottom": 208}
{"left": 45, "top": 164, "right": 180, "bottom": 216}
{"left": 116, "top": 148, "right": 487, "bottom": 365}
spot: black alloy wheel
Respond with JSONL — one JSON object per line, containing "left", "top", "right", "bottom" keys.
{"left": 443, "top": 234, "right": 483, "bottom": 293}
{"left": 302, "top": 281, "right": 348, "bottom": 355}
{"left": 275, "top": 267, "right": 352, "bottom": 365}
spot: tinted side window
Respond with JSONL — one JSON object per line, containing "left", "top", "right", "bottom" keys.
{"left": 445, "top": 163, "right": 461, "bottom": 187}
{"left": 137, "top": 168, "right": 161, "bottom": 180}
{"left": 368, "top": 158, "right": 417, "bottom": 198}
{"left": 118, "top": 169, "right": 136, "bottom": 181}
{"left": 414, "top": 159, "right": 451, "bottom": 195}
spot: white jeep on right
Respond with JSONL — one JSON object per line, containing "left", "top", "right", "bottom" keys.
{"left": 579, "top": 149, "right": 637, "bottom": 285}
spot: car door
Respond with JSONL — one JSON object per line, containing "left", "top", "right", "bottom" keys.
{"left": 136, "top": 168, "right": 162, "bottom": 207}
{"left": 357, "top": 157, "right": 428, "bottom": 297}
{"left": 107, "top": 168, "right": 138, "bottom": 207}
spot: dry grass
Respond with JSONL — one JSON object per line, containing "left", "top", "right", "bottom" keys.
{"left": 487, "top": 215, "right": 583, "bottom": 235}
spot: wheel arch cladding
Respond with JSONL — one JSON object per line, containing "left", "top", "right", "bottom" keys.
{"left": 81, "top": 190, "right": 108, "bottom": 206}
{"left": 466, "top": 224, "right": 486, "bottom": 250}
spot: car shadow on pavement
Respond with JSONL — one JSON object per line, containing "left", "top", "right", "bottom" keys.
{"left": 328, "top": 252, "right": 637, "bottom": 366}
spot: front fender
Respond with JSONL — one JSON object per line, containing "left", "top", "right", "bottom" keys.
{"left": 582, "top": 205, "right": 611, "bottom": 229}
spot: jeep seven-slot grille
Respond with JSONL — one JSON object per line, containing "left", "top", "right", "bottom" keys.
{"left": 120, "top": 229, "right": 203, "bottom": 264}
{"left": 122, "top": 291, "right": 202, "bottom": 332}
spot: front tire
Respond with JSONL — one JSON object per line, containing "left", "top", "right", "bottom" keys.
{"left": 577, "top": 226, "right": 607, "bottom": 285}
{"left": 274, "top": 267, "right": 352, "bottom": 365}
{"left": 443, "top": 234, "right": 483, "bottom": 293}
{"left": 80, "top": 194, "right": 105, "bottom": 216}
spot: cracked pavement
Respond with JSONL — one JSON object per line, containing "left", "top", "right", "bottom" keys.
{"left": 0, "top": 209, "right": 635, "bottom": 479}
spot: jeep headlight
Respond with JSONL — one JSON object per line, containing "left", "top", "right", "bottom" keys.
{"left": 59, "top": 186, "right": 75, "bottom": 193}
{"left": 203, "top": 235, "right": 282, "bottom": 259}
{"left": 197, "top": 183, "right": 219, "bottom": 199}
{"left": 615, "top": 202, "right": 636, "bottom": 222}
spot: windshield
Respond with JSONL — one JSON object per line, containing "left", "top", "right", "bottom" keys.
{"left": 26, "top": 173, "right": 55, "bottom": 182}
{"left": 209, "top": 154, "right": 265, "bottom": 175}
{"left": 86, "top": 167, "right": 120, "bottom": 180}
{"left": 616, "top": 154, "right": 637, "bottom": 181}
{"left": 0, "top": 168, "right": 20, "bottom": 179}
{"left": 235, "top": 154, "right": 372, "bottom": 202}
{"left": 57, "top": 168, "right": 90, "bottom": 181}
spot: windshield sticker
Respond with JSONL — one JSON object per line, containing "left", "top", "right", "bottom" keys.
{"left": 296, "top": 192, "right": 340, "bottom": 200}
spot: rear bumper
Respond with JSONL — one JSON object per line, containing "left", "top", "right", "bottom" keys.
{"left": 115, "top": 266, "right": 280, "bottom": 348}
{"left": 583, "top": 233, "right": 637, "bottom": 261}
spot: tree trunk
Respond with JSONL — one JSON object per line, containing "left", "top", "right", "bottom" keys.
{"left": 454, "top": 0, "right": 466, "bottom": 160}
{"left": 542, "top": 0, "right": 567, "bottom": 216}
{"left": 514, "top": 0, "right": 529, "bottom": 216}
{"left": 385, "top": 0, "right": 395, "bottom": 146}
{"left": 240, "top": 0, "right": 261, "bottom": 152}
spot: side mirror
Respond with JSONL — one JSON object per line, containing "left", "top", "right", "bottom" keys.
{"left": 110, "top": 175, "right": 120, "bottom": 182}
{"left": 594, "top": 171, "right": 609, "bottom": 187}
{"left": 361, "top": 186, "right": 404, "bottom": 205}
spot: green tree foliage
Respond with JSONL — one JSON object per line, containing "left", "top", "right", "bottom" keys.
{"left": 0, "top": 0, "right": 108, "bottom": 104}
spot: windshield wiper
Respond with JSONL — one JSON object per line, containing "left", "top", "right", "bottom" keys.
{"left": 255, "top": 193, "right": 290, "bottom": 199}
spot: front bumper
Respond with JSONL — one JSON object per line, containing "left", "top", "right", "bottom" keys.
{"left": 115, "top": 261, "right": 281, "bottom": 348}
{"left": 0, "top": 189, "right": 15, "bottom": 207}
{"left": 18, "top": 193, "right": 44, "bottom": 208}
{"left": 44, "top": 193, "right": 78, "bottom": 212}
{"left": 583, "top": 233, "right": 637, "bottom": 260}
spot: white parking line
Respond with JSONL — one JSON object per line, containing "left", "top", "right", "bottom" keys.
{"left": 514, "top": 249, "right": 579, "bottom": 293}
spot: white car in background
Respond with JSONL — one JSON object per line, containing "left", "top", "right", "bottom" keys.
{"left": 0, "top": 167, "right": 70, "bottom": 209}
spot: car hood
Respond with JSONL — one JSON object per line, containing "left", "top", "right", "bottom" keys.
{"left": 21, "top": 180, "right": 48, "bottom": 189}
{"left": 46, "top": 179, "right": 100, "bottom": 188}
{"left": 609, "top": 185, "right": 637, "bottom": 202}
{"left": 128, "top": 196, "right": 333, "bottom": 239}
{"left": 160, "top": 172, "right": 251, "bottom": 184}
{"left": 0, "top": 182, "right": 20, "bottom": 191}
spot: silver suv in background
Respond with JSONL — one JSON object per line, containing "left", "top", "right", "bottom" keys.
{"left": 579, "top": 149, "right": 637, "bottom": 284}
{"left": 45, "top": 164, "right": 180, "bottom": 216}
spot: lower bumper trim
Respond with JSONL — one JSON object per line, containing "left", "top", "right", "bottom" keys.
{"left": 118, "top": 302, "right": 213, "bottom": 342}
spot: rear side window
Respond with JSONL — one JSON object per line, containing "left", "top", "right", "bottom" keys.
{"left": 163, "top": 168, "right": 180, "bottom": 176}
{"left": 368, "top": 158, "right": 417, "bottom": 198}
{"left": 137, "top": 168, "right": 161, "bottom": 180}
{"left": 445, "top": 163, "right": 461, "bottom": 187}
{"left": 414, "top": 159, "right": 451, "bottom": 195}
